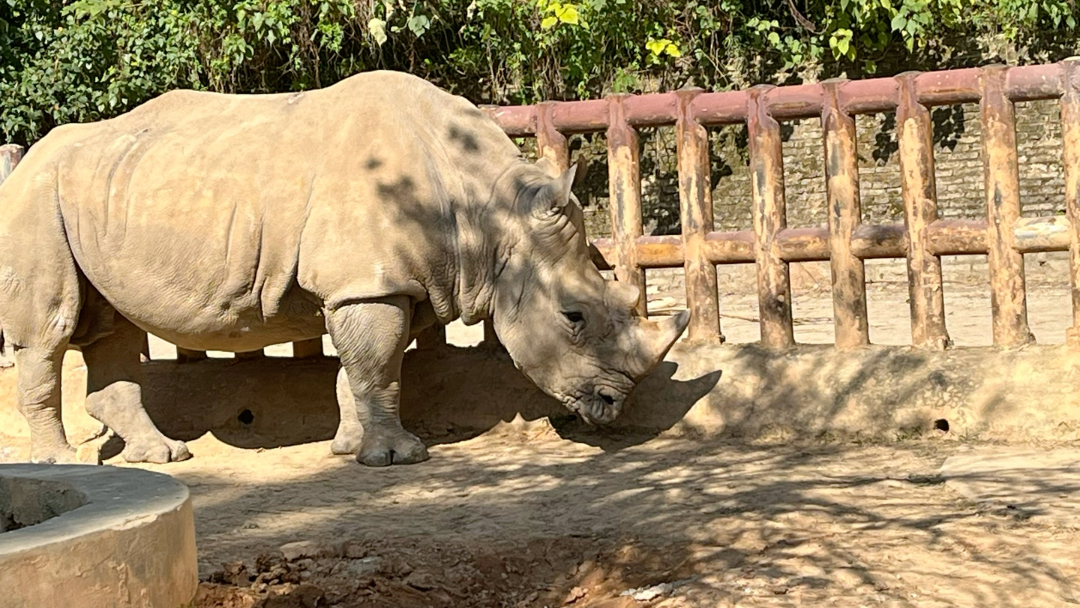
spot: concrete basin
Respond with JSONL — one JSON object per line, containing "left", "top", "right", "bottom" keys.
{"left": 0, "top": 464, "right": 197, "bottom": 608}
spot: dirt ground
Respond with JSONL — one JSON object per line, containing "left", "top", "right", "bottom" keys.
{"left": 146, "top": 274, "right": 1080, "bottom": 608}
{"left": 3, "top": 269, "right": 1080, "bottom": 607}
{"left": 151, "top": 429, "right": 1080, "bottom": 608}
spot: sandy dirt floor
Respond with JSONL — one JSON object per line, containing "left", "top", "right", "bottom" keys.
{"left": 3, "top": 276, "right": 1080, "bottom": 607}
{"left": 167, "top": 430, "right": 1080, "bottom": 608}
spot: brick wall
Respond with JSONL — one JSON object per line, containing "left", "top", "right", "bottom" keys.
{"left": 573, "top": 98, "right": 1067, "bottom": 238}
{"left": 566, "top": 96, "right": 1072, "bottom": 289}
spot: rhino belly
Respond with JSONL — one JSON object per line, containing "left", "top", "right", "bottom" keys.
{"left": 94, "top": 276, "right": 327, "bottom": 353}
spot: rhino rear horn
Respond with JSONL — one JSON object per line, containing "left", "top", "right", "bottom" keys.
{"left": 604, "top": 281, "right": 642, "bottom": 312}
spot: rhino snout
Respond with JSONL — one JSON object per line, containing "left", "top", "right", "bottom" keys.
{"left": 574, "top": 387, "right": 625, "bottom": 426}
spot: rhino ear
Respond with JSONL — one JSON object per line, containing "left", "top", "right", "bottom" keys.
{"left": 532, "top": 165, "right": 578, "bottom": 216}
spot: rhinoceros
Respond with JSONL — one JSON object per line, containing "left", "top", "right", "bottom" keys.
{"left": 0, "top": 71, "right": 689, "bottom": 466}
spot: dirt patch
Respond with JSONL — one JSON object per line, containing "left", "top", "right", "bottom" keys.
{"left": 941, "top": 447, "right": 1080, "bottom": 527}
{"left": 195, "top": 537, "right": 697, "bottom": 608}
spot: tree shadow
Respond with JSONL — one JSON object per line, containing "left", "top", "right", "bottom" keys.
{"left": 175, "top": 437, "right": 1080, "bottom": 607}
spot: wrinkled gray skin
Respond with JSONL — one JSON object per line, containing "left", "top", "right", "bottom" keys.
{"left": 0, "top": 71, "right": 689, "bottom": 467}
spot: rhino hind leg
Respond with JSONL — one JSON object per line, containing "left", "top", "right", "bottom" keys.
{"left": 81, "top": 313, "right": 191, "bottom": 464}
{"left": 15, "top": 347, "right": 81, "bottom": 463}
{"left": 326, "top": 296, "right": 428, "bottom": 467}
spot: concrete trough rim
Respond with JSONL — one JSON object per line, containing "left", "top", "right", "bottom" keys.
{"left": 0, "top": 463, "right": 198, "bottom": 608}
{"left": 0, "top": 464, "right": 190, "bottom": 554}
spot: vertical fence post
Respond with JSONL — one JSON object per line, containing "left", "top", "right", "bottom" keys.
{"left": 606, "top": 94, "right": 647, "bottom": 316}
{"left": 747, "top": 86, "right": 794, "bottom": 349}
{"left": 0, "top": 145, "right": 25, "bottom": 369}
{"left": 415, "top": 326, "right": 446, "bottom": 352}
{"left": 536, "top": 101, "right": 571, "bottom": 171}
{"left": 1062, "top": 58, "right": 1080, "bottom": 347}
{"left": 175, "top": 348, "right": 207, "bottom": 363}
{"left": 675, "top": 89, "right": 722, "bottom": 343}
{"left": 896, "top": 73, "right": 951, "bottom": 350}
{"left": 980, "top": 65, "right": 1035, "bottom": 347}
{"left": 821, "top": 80, "right": 870, "bottom": 349}
{"left": 292, "top": 338, "right": 324, "bottom": 358}
{"left": 0, "top": 144, "right": 24, "bottom": 184}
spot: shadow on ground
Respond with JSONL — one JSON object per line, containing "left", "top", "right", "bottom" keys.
{"left": 174, "top": 436, "right": 1080, "bottom": 608}
{"left": 137, "top": 347, "right": 720, "bottom": 454}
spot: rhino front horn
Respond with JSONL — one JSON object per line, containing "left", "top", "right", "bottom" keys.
{"left": 632, "top": 310, "right": 690, "bottom": 379}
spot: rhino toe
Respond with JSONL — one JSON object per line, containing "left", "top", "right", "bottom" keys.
{"left": 356, "top": 430, "right": 429, "bottom": 467}
{"left": 330, "top": 433, "right": 363, "bottom": 456}
{"left": 121, "top": 437, "right": 191, "bottom": 464}
{"left": 30, "top": 444, "right": 80, "bottom": 465}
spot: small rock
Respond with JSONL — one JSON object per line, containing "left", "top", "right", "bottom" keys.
{"left": 620, "top": 582, "right": 673, "bottom": 602}
{"left": 343, "top": 542, "right": 368, "bottom": 559}
{"left": 404, "top": 571, "right": 438, "bottom": 591}
{"left": 564, "top": 586, "right": 587, "bottom": 604}
{"left": 280, "top": 540, "right": 338, "bottom": 561}
{"left": 334, "top": 556, "right": 384, "bottom": 578}
{"left": 294, "top": 559, "right": 315, "bottom": 571}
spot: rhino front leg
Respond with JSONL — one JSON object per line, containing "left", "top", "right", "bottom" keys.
{"left": 326, "top": 296, "right": 428, "bottom": 467}
{"left": 82, "top": 315, "right": 191, "bottom": 464}
{"left": 331, "top": 367, "right": 363, "bottom": 455}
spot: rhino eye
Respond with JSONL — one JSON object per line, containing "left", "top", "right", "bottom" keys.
{"left": 563, "top": 311, "right": 585, "bottom": 325}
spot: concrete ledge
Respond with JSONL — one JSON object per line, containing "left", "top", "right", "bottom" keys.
{"left": 2, "top": 342, "right": 1080, "bottom": 453}
{"left": 0, "top": 465, "right": 197, "bottom": 608}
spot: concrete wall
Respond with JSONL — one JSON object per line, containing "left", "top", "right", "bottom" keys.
{"left": 2, "top": 343, "right": 1080, "bottom": 456}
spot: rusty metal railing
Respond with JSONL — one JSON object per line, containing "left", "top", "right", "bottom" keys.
{"left": 2, "top": 59, "right": 1078, "bottom": 359}
{"left": 476, "top": 58, "right": 1080, "bottom": 351}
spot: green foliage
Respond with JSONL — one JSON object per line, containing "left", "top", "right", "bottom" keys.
{"left": 0, "top": 0, "right": 1076, "bottom": 145}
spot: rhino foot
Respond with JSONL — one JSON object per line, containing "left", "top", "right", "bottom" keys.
{"left": 356, "top": 429, "right": 429, "bottom": 467}
{"left": 121, "top": 437, "right": 192, "bottom": 464}
{"left": 330, "top": 432, "right": 362, "bottom": 456}
{"left": 30, "top": 444, "right": 80, "bottom": 465}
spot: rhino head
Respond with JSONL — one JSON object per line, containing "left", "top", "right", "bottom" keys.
{"left": 487, "top": 160, "right": 690, "bottom": 425}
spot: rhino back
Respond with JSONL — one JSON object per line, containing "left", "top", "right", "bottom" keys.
{"left": 38, "top": 71, "right": 520, "bottom": 346}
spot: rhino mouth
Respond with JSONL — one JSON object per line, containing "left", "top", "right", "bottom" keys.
{"left": 561, "top": 388, "right": 626, "bottom": 427}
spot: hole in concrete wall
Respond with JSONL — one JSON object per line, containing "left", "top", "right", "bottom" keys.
{"left": 237, "top": 409, "right": 255, "bottom": 425}
{"left": 933, "top": 419, "right": 950, "bottom": 433}
{"left": 0, "top": 477, "right": 88, "bottom": 533}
